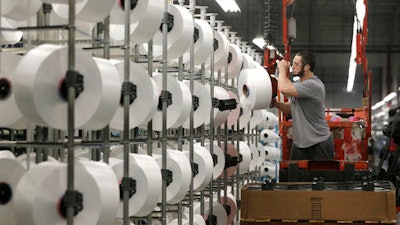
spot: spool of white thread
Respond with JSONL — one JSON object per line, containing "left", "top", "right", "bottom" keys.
{"left": 238, "top": 68, "right": 272, "bottom": 110}
{"left": 0, "top": 52, "right": 27, "bottom": 129}
{"left": 153, "top": 149, "right": 192, "bottom": 204}
{"left": 196, "top": 142, "right": 225, "bottom": 180}
{"left": 109, "top": 154, "right": 162, "bottom": 217}
{"left": 13, "top": 44, "right": 103, "bottom": 130}
{"left": 143, "top": 4, "right": 194, "bottom": 61}
{"left": 109, "top": 60, "right": 158, "bottom": 130}
{"left": 222, "top": 43, "right": 243, "bottom": 80}
{"left": 52, "top": 0, "right": 115, "bottom": 23}
{"left": 0, "top": 158, "right": 26, "bottom": 225}
{"left": 182, "top": 144, "right": 213, "bottom": 192}
{"left": 1, "top": 0, "right": 42, "bottom": 21}
{"left": 14, "top": 161, "right": 119, "bottom": 225}
{"left": 204, "top": 31, "right": 229, "bottom": 71}
{"left": 260, "top": 129, "right": 281, "bottom": 144}
{"left": 182, "top": 80, "right": 212, "bottom": 129}
{"left": 235, "top": 141, "right": 251, "bottom": 174}
{"left": 151, "top": 73, "right": 192, "bottom": 131}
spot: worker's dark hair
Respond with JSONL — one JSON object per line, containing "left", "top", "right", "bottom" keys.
{"left": 296, "top": 51, "right": 316, "bottom": 72}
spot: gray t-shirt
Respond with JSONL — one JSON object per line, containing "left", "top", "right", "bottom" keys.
{"left": 289, "top": 76, "right": 331, "bottom": 148}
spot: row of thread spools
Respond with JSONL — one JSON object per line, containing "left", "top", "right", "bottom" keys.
{"left": 0, "top": 130, "right": 281, "bottom": 225}
{"left": 0, "top": 1, "right": 280, "bottom": 225}
{"left": 0, "top": 43, "right": 279, "bottom": 225}
{"left": 1, "top": 0, "right": 274, "bottom": 131}
{"left": 1, "top": 0, "right": 262, "bottom": 71}
{"left": 0, "top": 45, "right": 273, "bottom": 133}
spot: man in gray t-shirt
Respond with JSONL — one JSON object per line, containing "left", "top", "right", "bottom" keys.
{"left": 271, "top": 51, "right": 334, "bottom": 160}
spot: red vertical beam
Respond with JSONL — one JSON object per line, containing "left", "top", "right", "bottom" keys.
{"left": 364, "top": 0, "right": 371, "bottom": 156}
{"left": 266, "top": 0, "right": 293, "bottom": 159}
{"left": 362, "top": 0, "right": 369, "bottom": 75}
{"left": 282, "top": 0, "right": 290, "bottom": 61}
{"left": 280, "top": 0, "right": 290, "bottom": 159}
{"left": 263, "top": 48, "right": 270, "bottom": 70}
{"left": 361, "top": 0, "right": 371, "bottom": 157}
{"left": 363, "top": 0, "right": 368, "bottom": 48}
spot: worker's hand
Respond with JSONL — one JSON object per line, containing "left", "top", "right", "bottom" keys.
{"left": 277, "top": 60, "right": 290, "bottom": 73}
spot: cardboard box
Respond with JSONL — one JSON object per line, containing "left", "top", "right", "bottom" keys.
{"left": 241, "top": 182, "right": 397, "bottom": 223}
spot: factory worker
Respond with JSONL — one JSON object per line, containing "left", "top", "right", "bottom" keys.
{"left": 271, "top": 50, "right": 334, "bottom": 160}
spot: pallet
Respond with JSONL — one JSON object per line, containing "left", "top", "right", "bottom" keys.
{"left": 240, "top": 219, "right": 397, "bottom": 225}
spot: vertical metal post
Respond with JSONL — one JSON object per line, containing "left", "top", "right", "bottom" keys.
{"left": 161, "top": 1, "right": 170, "bottom": 225}
{"left": 188, "top": 2, "right": 196, "bottom": 225}
{"left": 102, "top": 15, "right": 111, "bottom": 164}
{"left": 255, "top": 128, "right": 260, "bottom": 180}
{"left": 146, "top": 37, "right": 154, "bottom": 225}
{"left": 199, "top": 12, "right": 207, "bottom": 217}
{"left": 177, "top": 24, "right": 184, "bottom": 225}
{"left": 251, "top": 127, "right": 256, "bottom": 182}
{"left": 222, "top": 46, "right": 229, "bottom": 217}
{"left": 208, "top": 13, "right": 217, "bottom": 225}
{"left": 217, "top": 69, "right": 222, "bottom": 201}
{"left": 199, "top": 8, "right": 207, "bottom": 217}
{"left": 35, "top": 126, "right": 43, "bottom": 163}
{"left": 235, "top": 84, "right": 241, "bottom": 222}
{"left": 122, "top": 0, "right": 132, "bottom": 224}
{"left": 246, "top": 122, "right": 251, "bottom": 183}
{"left": 26, "top": 124, "right": 35, "bottom": 170}
{"left": 42, "top": 3, "right": 52, "bottom": 41}
{"left": 66, "top": 0, "right": 76, "bottom": 224}
{"left": 103, "top": 16, "right": 111, "bottom": 59}
{"left": 147, "top": 39, "right": 154, "bottom": 157}
{"left": 132, "top": 45, "right": 140, "bottom": 156}
{"left": 219, "top": 24, "right": 230, "bottom": 202}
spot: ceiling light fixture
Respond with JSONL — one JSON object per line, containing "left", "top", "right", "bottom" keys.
{"left": 215, "top": 0, "right": 241, "bottom": 12}
{"left": 383, "top": 92, "right": 397, "bottom": 102}
{"left": 252, "top": 37, "right": 276, "bottom": 51}
{"left": 346, "top": 0, "right": 366, "bottom": 92}
{"left": 371, "top": 101, "right": 385, "bottom": 111}
{"left": 252, "top": 37, "right": 265, "bottom": 49}
{"left": 371, "top": 92, "right": 397, "bottom": 111}
{"left": 346, "top": 14, "right": 358, "bottom": 92}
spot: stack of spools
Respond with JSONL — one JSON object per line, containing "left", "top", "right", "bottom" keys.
{"left": 0, "top": 1, "right": 270, "bottom": 225}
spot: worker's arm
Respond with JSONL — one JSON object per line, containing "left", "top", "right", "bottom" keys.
{"left": 271, "top": 98, "right": 291, "bottom": 115}
{"left": 277, "top": 60, "right": 299, "bottom": 97}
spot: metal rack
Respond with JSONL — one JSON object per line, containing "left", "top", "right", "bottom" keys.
{"left": 0, "top": 1, "right": 272, "bottom": 225}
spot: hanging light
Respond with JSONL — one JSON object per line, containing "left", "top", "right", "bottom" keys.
{"left": 383, "top": 92, "right": 397, "bottom": 102}
{"left": 372, "top": 101, "right": 385, "bottom": 111}
{"left": 252, "top": 37, "right": 276, "bottom": 50}
{"left": 346, "top": 13, "right": 358, "bottom": 92}
{"left": 346, "top": 0, "right": 366, "bottom": 92}
{"left": 371, "top": 92, "right": 397, "bottom": 111}
{"left": 252, "top": 37, "right": 265, "bottom": 49}
{"left": 215, "top": 0, "right": 241, "bottom": 12}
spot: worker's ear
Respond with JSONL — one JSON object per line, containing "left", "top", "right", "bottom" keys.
{"left": 304, "top": 64, "right": 310, "bottom": 71}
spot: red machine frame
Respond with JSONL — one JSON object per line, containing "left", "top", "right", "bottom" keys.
{"left": 264, "top": 0, "right": 372, "bottom": 161}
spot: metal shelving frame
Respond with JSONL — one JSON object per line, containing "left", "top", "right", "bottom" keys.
{"left": 0, "top": 1, "right": 269, "bottom": 225}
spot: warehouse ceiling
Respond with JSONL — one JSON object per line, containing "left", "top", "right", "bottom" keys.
{"left": 193, "top": 0, "right": 400, "bottom": 54}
